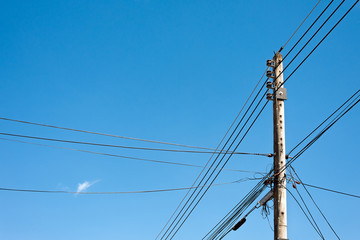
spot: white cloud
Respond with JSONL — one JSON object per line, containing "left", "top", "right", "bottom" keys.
{"left": 76, "top": 180, "right": 99, "bottom": 193}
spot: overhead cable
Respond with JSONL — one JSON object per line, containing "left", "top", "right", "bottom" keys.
{"left": 0, "top": 117, "right": 220, "bottom": 151}
{"left": 287, "top": 169, "right": 325, "bottom": 239}
{"left": 0, "top": 132, "right": 269, "bottom": 156}
{"left": 166, "top": 94, "right": 269, "bottom": 240}
{"left": 302, "top": 183, "right": 360, "bottom": 199}
{"left": 285, "top": 187, "right": 325, "bottom": 239}
{"left": 0, "top": 137, "right": 264, "bottom": 174}
{"left": 288, "top": 89, "right": 360, "bottom": 155}
{"left": 283, "top": 0, "right": 342, "bottom": 64}
{"left": 203, "top": 177, "right": 269, "bottom": 239}
{"left": 284, "top": 91, "right": 360, "bottom": 172}
{"left": 283, "top": 0, "right": 334, "bottom": 59}
{"left": 280, "top": 0, "right": 359, "bottom": 90}
{"left": 279, "top": 0, "right": 322, "bottom": 52}
{"left": 0, "top": 178, "right": 261, "bottom": 195}
{"left": 156, "top": 68, "right": 269, "bottom": 239}
{"left": 291, "top": 167, "right": 341, "bottom": 240}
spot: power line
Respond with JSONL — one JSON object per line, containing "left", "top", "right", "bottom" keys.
{"left": 285, "top": 186, "right": 324, "bottom": 239}
{"left": 0, "top": 132, "right": 269, "bottom": 156}
{"left": 0, "top": 178, "right": 262, "bottom": 195}
{"left": 206, "top": 83, "right": 359, "bottom": 239}
{"left": 283, "top": 0, "right": 334, "bottom": 60}
{"left": 281, "top": 0, "right": 359, "bottom": 90}
{"left": 287, "top": 169, "right": 325, "bottom": 239}
{"left": 0, "top": 117, "right": 219, "bottom": 151}
{"left": 156, "top": 68, "right": 269, "bottom": 239}
{"left": 279, "top": 0, "right": 322, "bottom": 52}
{"left": 203, "top": 177, "right": 269, "bottom": 240}
{"left": 267, "top": 0, "right": 344, "bottom": 96}
{"left": 270, "top": 0, "right": 355, "bottom": 100}
{"left": 302, "top": 183, "right": 360, "bottom": 199}
{"left": 288, "top": 89, "right": 360, "bottom": 155}
{"left": 291, "top": 167, "right": 341, "bottom": 240}
{"left": 0, "top": 137, "right": 264, "bottom": 174}
{"left": 167, "top": 95, "right": 269, "bottom": 240}
{"left": 284, "top": 91, "right": 360, "bottom": 172}
{"left": 283, "top": 0, "right": 340, "bottom": 63}
{"left": 160, "top": 1, "right": 360, "bottom": 237}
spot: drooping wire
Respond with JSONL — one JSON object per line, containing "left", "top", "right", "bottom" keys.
{"left": 0, "top": 137, "right": 264, "bottom": 174}
{"left": 0, "top": 132, "right": 269, "bottom": 156}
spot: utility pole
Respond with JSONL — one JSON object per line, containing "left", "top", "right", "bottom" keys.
{"left": 267, "top": 52, "right": 288, "bottom": 240}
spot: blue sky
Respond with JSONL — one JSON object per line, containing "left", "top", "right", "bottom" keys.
{"left": 0, "top": 1, "right": 359, "bottom": 239}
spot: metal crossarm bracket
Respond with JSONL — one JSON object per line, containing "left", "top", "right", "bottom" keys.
{"left": 276, "top": 88, "right": 287, "bottom": 100}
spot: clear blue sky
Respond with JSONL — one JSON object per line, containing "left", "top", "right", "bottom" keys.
{"left": 0, "top": 1, "right": 359, "bottom": 239}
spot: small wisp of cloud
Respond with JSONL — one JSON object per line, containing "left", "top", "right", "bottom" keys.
{"left": 76, "top": 180, "right": 99, "bottom": 194}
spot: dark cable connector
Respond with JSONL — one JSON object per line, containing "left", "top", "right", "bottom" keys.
{"left": 232, "top": 217, "right": 246, "bottom": 231}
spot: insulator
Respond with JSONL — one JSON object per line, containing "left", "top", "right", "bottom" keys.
{"left": 266, "top": 59, "right": 274, "bottom": 67}
{"left": 266, "top": 81, "right": 273, "bottom": 89}
{"left": 232, "top": 218, "right": 246, "bottom": 231}
{"left": 266, "top": 70, "right": 273, "bottom": 78}
{"left": 266, "top": 93, "right": 273, "bottom": 100}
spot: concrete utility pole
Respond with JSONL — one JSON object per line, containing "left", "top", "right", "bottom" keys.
{"left": 268, "top": 53, "right": 288, "bottom": 240}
